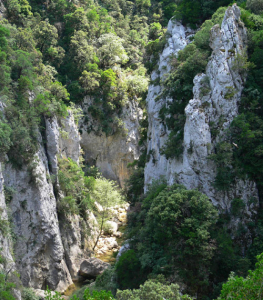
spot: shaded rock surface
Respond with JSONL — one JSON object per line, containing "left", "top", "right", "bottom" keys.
{"left": 80, "top": 97, "right": 142, "bottom": 187}
{"left": 3, "top": 138, "right": 73, "bottom": 292}
{"left": 144, "top": 5, "right": 258, "bottom": 211}
{"left": 79, "top": 258, "right": 110, "bottom": 279}
{"left": 1, "top": 109, "right": 98, "bottom": 294}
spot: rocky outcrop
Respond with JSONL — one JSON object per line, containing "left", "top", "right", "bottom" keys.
{"left": 80, "top": 97, "right": 142, "bottom": 188}
{"left": 59, "top": 211, "right": 98, "bottom": 281}
{"left": 95, "top": 203, "right": 129, "bottom": 257}
{"left": 1, "top": 108, "right": 99, "bottom": 294}
{"left": 0, "top": 163, "right": 22, "bottom": 300}
{"left": 3, "top": 139, "right": 73, "bottom": 291}
{"left": 79, "top": 258, "right": 110, "bottom": 279}
{"left": 144, "top": 19, "right": 194, "bottom": 189}
{"left": 144, "top": 5, "right": 258, "bottom": 210}
{"left": 59, "top": 110, "right": 81, "bottom": 164}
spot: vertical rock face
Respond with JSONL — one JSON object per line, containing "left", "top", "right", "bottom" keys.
{"left": 0, "top": 163, "right": 22, "bottom": 300}
{"left": 144, "top": 5, "right": 258, "bottom": 210}
{"left": 59, "top": 110, "right": 81, "bottom": 164}
{"left": 1, "top": 108, "right": 97, "bottom": 294}
{"left": 3, "top": 138, "right": 73, "bottom": 291}
{"left": 80, "top": 98, "right": 142, "bottom": 187}
{"left": 144, "top": 20, "right": 194, "bottom": 189}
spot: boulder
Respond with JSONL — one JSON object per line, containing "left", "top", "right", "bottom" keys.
{"left": 79, "top": 258, "right": 110, "bottom": 279}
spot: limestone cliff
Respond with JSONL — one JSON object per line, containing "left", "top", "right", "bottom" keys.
{"left": 144, "top": 5, "right": 258, "bottom": 211}
{"left": 0, "top": 109, "right": 97, "bottom": 295}
{"left": 80, "top": 97, "right": 142, "bottom": 188}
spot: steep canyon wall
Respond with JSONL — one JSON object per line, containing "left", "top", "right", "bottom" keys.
{"left": 144, "top": 5, "right": 258, "bottom": 211}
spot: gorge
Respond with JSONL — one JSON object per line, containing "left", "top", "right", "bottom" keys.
{"left": 1, "top": 0, "right": 263, "bottom": 299}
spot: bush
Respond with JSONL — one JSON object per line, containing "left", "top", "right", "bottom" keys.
{"left": 58, "top": 158, "right": 95, "bottom": 216}
{"left": 115, "top": 250, "right": 146, "bottom": 290}
{"left": 22, "top": 288, "right": 39, "bottom": 300}
{"left": 218, "top": 253, "right": 263, "bottom": 299}
{"left": 116, "top": 276, "right": 193, "bottom": 300}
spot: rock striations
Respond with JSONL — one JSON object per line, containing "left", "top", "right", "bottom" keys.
{"left": 144, "top": 4, "right": 258, "bottom": 211}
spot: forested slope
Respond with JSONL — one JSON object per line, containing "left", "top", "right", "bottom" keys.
{"left": 1, "top": 0, "right": 263, "bottom": 299}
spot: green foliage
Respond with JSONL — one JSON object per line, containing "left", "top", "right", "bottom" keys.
{"left": 127, "top": 184, "right": 218, "bottom": 297}
{"left": 172, "top": 0, "right": 231, "bottom": 27}
{"left": 45, "top": 287, "right": 64, "bottom": 300}
{"left": 231, "top": 198, "right": 246, "bottom": 216}
{"left": 83, "top": 289, "right": 115, "bottom": 300}
{"left": 218, "top": 253, "right": 263, "bottom": 299}
{"left": 22, "top": 288, "right": 39, "bottom": 300}
{"left": 115, "top": 249, "right": 146, "bottom": 290}
{"left": 209, "top": 142, "right": 235, "bottom": 191}
{"left": 0, "top": 215, "right": 10, "bottom": 237}
{"left": 0, "top": 255, "right": 17, "bottom": 300}
{"left": 58, "top": 158, "right": 95, "bottom": 216}
{"left": 0, "top": 121, "right": 12, "bottom": 159}
{"left": 125, "top": 167, "right": 145, "bottom": 204}
{"left": 70, "top": 286, "right": 116, "bottom": 300}
{"left": 95, "top": 267, "right": 118, "bottom": 296}
{"left": 0, "top": 272, "right": 16, "bottom": 300}
{"left": 116, "top": 276, "right": 193, "bottom": 300}
{"left": 246, "top": 0, "right": 263, "bottom": 15}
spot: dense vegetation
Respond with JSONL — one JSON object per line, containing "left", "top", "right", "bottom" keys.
{"left": 2, "top": 0, "right": 263, "bottom": 299}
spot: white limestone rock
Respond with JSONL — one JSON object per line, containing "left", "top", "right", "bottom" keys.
{"left": 59, "top": 110, "right": 81, "bottom": 164}
{"left": 59, "top": 212, "right": 98, "bottom": 281}
{"left": 0, "top": 163, "right": 22, "bottom": 300}
{"left": 80, "top": 97, "right": 142, "bottom": 187}
{"left": 144, "top": 5, "right": 258, "bottom": 210}
{"left": 144, "top": 19, "right": 194, "bottom": 190}
{"left": 3, "top": 139, "right": 73, "bottom": 292}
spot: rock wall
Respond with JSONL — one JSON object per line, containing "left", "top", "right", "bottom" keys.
{"left": 80, "top": 97, "right": 142, "bottom": 188}
{"left": 0, "top": 163, "right": 22, "bottom": 300}
{"left": 144, "top": 5, "right": 258, "bottom": 210}
{"left": 3, "top": 137, "right": 73, "bottom": 291}
{"left": 0, "top": 108, "right": 98, "bottom": 296}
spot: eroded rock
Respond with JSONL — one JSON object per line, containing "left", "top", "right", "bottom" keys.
{"left": 144, "top": 5, "right": 258, "bottom": 210}
{"left": 79, "top": 258, "right": 110, "bottom": 279}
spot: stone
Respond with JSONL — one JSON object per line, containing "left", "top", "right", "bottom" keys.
{"left": 144, "top": 5, "right": 258, "bottom": 211}
{"left": 59, "top": 109, "right": 81, "bottom": 163}
{"left": 79, "top": 258, "right": 110, "bottom": 279}
{"left": 116, "top": 242, "right": 130, "bottom": 261}
{"left": 3, "top": 140, "right": 73, "bottom": 292}
{"left": 80, "top": 97, "right": 142, "bottom": 187}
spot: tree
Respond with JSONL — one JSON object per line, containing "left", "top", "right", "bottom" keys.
{"left": 218, "top": 253, "right": 263, "bottom": 299}
{"left": 98, "top": 33, "right": 129, "bottom": 67}
{"left": 90, "top": 177, "right": 125, "bottom": 251}
{"left": 33, "top": 21, "right": 58, "bottom": 54}
{"left": 116, "top": 276, "right": 193, "bottom": 300}
{"left": 246, "top": 0, "right": 263, "bottom": 15}
{"left": 136, "top": 184, "right": 218, "bottom": 296}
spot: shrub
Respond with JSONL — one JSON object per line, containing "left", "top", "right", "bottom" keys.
{"left": 116, "top": 276, "right": 193, "bottom": 300}
{"left": 22, "top": 288, "right": 39, "bottom": 300}
{"left": 115, "top": 249, "right": 145, "bottom": 290}
{"left": 218, "top": 253, "right": 263, "bottom": 299}
{"left": 58, "top": 158, "right": 95, "bottom": 216}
